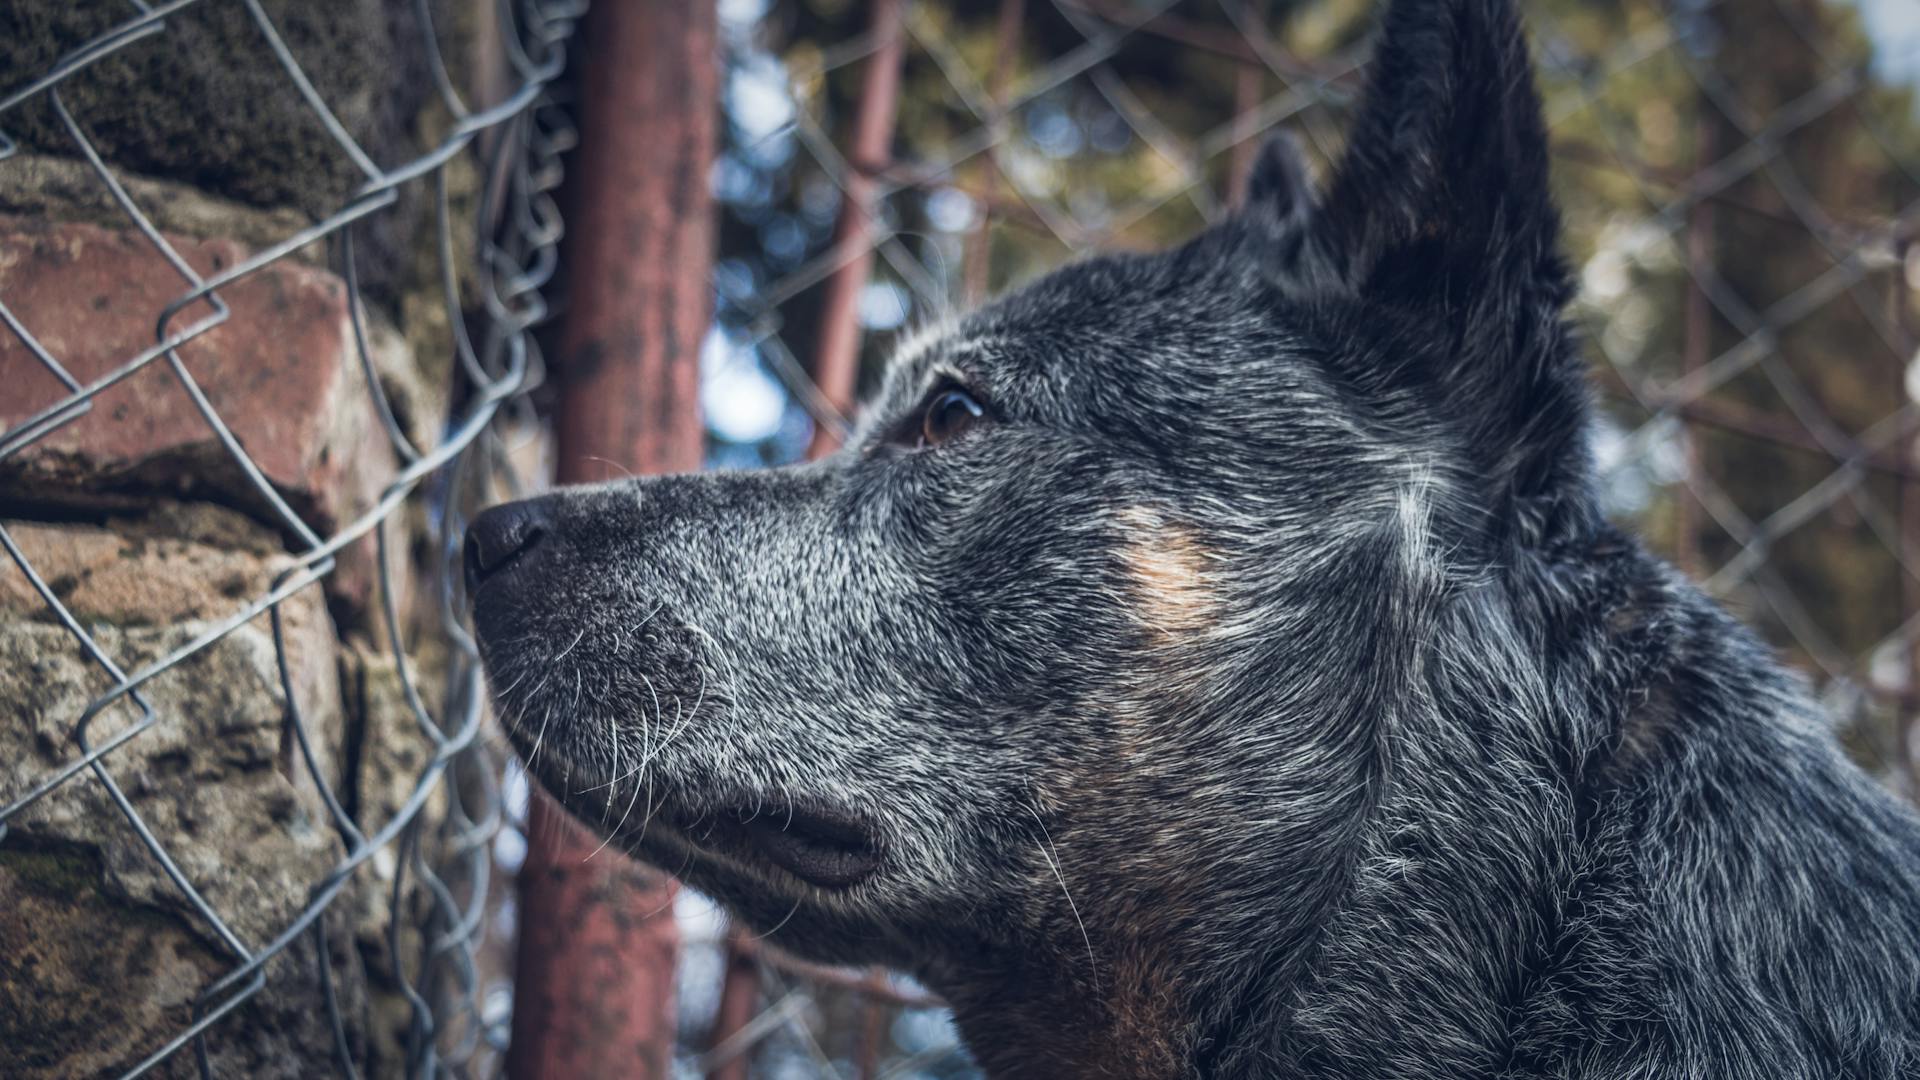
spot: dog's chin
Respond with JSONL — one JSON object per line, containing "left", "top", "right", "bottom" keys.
{"left": 609, "top": 803, "right": 910, "bottom": 966}
{"left": 492, "top": 697, "right": 885, "bottom": 895}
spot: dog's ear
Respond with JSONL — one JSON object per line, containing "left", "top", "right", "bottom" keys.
{"left": 1303, "top": 0, "right": 1586, "bottom": 509}
{"left": 1312, "top": 0, "right": 1565, "bottom": 305}
{"left": 1242, "top": 132, "right": 1316, "bottom": 246}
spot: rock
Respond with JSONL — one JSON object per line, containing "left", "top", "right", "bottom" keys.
{"left": 0, "top": 3, "right": 500, "bottom": 1072}
{"left": 0, "top": 215, "right": 391, "bottom": 535}
{"left": 0, "top": 523, "right": 346, "bottom": 937}
{"left": 0, "top": 214, "right": 435, "bottom": 629}
{"left": 319, "top": 316, "right": 442, "bottom": 639}
{"left": 0, "top": 0, "right": 455, "bottom": 305}
{"left": 0, "top": 153, "right": 319, "bottom": 266}
{"left": 0, "top": 517, "right": 284, "bottom": 627}
{"left": 0, "top": 152, "right": 318, "bottom": 265}
{"left": 0, "top": 1, "right": 435, "bottom": 211}
{"left": 339, "top": 641, "right": 445, "bottom": 841}
{"left": 0, "top": 519, "right": 366, "bottom": 1076}
{"left": 0, "top": 843, "right": 364, "bottom": 1080}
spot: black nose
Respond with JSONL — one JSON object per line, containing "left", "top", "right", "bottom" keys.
{"left": 464, "top": 500, "right": 551, "bottom": 596}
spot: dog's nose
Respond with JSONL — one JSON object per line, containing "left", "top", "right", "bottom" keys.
{"left": 464, "top": 500, "right": 551, "bottom": 595}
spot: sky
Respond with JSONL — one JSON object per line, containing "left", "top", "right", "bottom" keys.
{"left": 1854, "top": 0, "right": 1920, "bottom": 83}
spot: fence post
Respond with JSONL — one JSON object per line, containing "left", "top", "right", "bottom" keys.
{"left": 804, "top": 0, "right": 907, "bottom": 458}
{"left": 962, "top": 0, "right": 1025, "bottom": 306}
{"left": 508, "top": 0, "right": 716, "bottom": 1075}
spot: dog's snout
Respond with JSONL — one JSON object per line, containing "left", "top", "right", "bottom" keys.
{"left": 464, "top": 500, "right": 551, "bottom": 595}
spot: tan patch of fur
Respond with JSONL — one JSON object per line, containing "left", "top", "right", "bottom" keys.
{"left": 981, "top": 512, "right": 1227, "bottom": 1077}
{"left": 1115, "top": 506, "right": 1220, "bottom": 644}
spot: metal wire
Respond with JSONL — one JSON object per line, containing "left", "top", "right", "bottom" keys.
{"left": 0, "top": 0, "right": 582, "bottom": 1075}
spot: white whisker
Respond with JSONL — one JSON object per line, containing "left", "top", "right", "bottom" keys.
{"left": 1025, "top": 800, "right": 1098, "bottom": 992}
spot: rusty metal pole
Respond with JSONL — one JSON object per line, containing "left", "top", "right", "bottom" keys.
{"left": 509, "top": 1, "right": 716, "bottom": 1076}
{"left": 962, "top": 0, "right": 1025, "bottom": 306}
{"left": 1227, "top": 1, "right": 1267, "bottom": 205}
{"left": 702, "top": 937, "right": 761, "bottom": 1080}
{"left": 1677, "top": 107, "right": 1716, "bottom": 579}
{"left": 851, "top": 966, "right": 894, "bottom": 1080}
{"left": 804, "top": 0, "right": 907, "bottom": 458}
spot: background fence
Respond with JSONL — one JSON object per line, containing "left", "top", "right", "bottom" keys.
{"left": 1, "top": 0, "right": 578, "bottom": 1075}
{"left": 5, "top": 0, "right": 1920, "bottom": 1077}
{"left": 658, "top": 0, "right": 1920, "bottom": 1075}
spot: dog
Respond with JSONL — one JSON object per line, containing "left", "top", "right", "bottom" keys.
{"left": 466, "top": 0, "right": 1920, "bottom": 1075}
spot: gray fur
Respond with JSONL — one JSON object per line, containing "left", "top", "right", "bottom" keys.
{"left": 468, "top": 0, "right": 1920, "bottom": 1075}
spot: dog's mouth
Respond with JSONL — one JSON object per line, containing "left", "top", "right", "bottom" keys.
{"left": 486, "top": 687, "right": 882, "bottom": 890}
{"left": 626, "top": 795, "right": 883, "bottom": 891}
{"left": 712, "top": 803, "right": 883, "bottom": 889}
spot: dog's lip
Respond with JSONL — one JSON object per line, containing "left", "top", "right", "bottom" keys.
{"left": 496, "top": 708, "right": 885, "bottom": 892}
{"left": 727, "top": 803, "right": 882, "bottom": 889}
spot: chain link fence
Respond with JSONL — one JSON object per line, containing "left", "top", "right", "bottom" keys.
{"left": 1, "top": 0, "right": 580, "bottom": 1075}
{"left": 672, "top": 0, "right": 1920, "bottom": 1074}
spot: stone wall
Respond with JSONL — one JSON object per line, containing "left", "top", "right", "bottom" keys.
{"left": 0, "top": 2, "right": 500, "bottom": 1075}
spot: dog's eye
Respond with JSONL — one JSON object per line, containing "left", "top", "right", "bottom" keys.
{"left": 917, "top": 388, "right": 985, "bottom": 448}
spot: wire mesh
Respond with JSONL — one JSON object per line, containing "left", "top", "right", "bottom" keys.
{"left": 676, "top": 0, "right": 1920, "bottom": 1074}
{"left": 0, "top": 0, "right": 581, "bottom": 1075}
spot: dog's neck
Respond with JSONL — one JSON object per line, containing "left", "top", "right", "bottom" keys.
{"left": 934, "top": 935, "right": 1200, "bottom": 1079}
{"left": 926, "top": 695, "right": 1386, "bottom": 1078}
{"left": 936, "top": 535, "right": 1684, "bottom": 1079}
{"left": 1226, "top": 536, "right": 1680, "bottom": 1076}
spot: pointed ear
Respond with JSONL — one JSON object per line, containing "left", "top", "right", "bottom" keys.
{"left": 1312, "top": 0, "right": 1567, "bottom": 308}
{"left": 1242, "top": 132, "right": 1316, "bottom": 239}
{"left": 1308, "top": 0, "right": 1589, "bottom": 511}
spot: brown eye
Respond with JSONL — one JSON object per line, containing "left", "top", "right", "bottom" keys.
{"left": 918, "top": 388, "right": 985, "bottom": 448}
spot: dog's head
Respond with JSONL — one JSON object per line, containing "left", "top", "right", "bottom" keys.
{"left": 470, "top": 0, "right": 1588, "bottom": 1047}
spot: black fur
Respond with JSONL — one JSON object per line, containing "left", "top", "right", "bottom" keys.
{"left": 468, "top": 0, "right": 1920, "bottom": 1075}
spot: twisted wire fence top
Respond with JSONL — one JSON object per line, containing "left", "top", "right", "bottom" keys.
{"left": 667, "top": 0, "right": 1920, "bottom": 1074}
{"left": 1, "top": 0, "right": 581, "bottom": 1076}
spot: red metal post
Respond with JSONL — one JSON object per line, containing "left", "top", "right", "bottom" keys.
{"left": 962, "top": 0, "right": 1026, "bottom": 306}
{"left": 509, "top": 0, "right": 716, "bottom": 1076}
{"left": 1227, "top": 2, "right": 1267, "bottom": 205}
{"left": 703, "top": 935, "right": 762, "bottom": 1080}
{"left": 852, "top": 966, "right": 893, "bottom": 1080}
{"left": 804, "top": 0, "right": 907, "bottom": 457}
